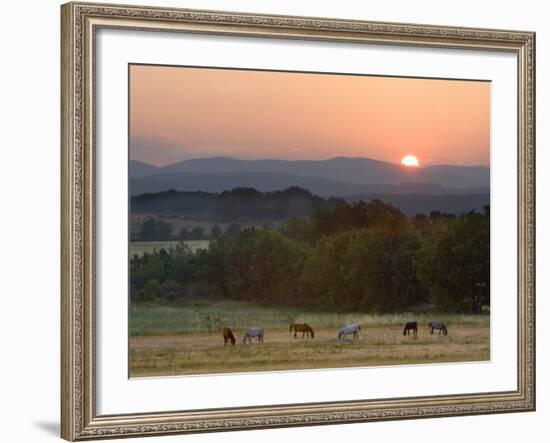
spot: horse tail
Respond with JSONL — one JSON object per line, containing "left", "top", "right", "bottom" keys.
{"left": 290, "top": 323, "right": 294, "bottom": 333}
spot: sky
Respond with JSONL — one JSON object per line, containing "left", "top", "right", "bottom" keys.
{"left": 129, "top": 64, "right": 490, "bottom": 167}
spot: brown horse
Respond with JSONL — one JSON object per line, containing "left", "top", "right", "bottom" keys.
{"left": 290, "top": 322, "right": 315, "bottom": 338}
{"left": 403, "top": 321, "right": 418, "bottom": 336}
{"left": 222, "top": 327, "right": 236, "bottom": 346}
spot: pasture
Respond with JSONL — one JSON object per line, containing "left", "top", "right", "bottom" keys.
{"left": 129, "top": 300, "right": 490, "bottom": 377}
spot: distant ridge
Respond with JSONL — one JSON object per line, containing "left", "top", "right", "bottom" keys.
{"left": 131, "top": 187, "right": 490, "bottom": 219}
{"left": 130, "top": 156, "right": 490, "bottom": 190}
{"left": 130, "top": 170, "right": 489, "bottom": 197}
{"left": 129, "top": 160, "right": 159, "bottom": 178}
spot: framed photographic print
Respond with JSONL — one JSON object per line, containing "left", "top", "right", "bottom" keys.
{"left": 61, "top": 1, "right": 536, "bottom": 440}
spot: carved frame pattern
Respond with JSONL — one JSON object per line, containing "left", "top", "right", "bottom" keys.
{"left": 61, "top": 2, "right": 535, "bottom": 440}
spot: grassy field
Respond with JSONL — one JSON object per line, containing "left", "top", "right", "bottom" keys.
{"left": 129, "top": 300, "right": 490, "bottom": 377}
{"left": 130, "top": 240, "right": 209, "bottom": 257}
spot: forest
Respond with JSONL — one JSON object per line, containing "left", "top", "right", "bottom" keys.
{"left": 131, "top": 187, "right": 338, "bottom": 221}
{"left": 130, "top": 196, "right": 490, "bottom": 314}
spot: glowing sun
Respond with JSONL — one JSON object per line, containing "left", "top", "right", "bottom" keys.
{"left": 401, "top": 155, "right": 420, "bottom": 167}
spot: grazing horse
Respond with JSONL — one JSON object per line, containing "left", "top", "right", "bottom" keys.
{"left": 222, "top": 327, "right": 236, "bottom": 346}
{"left": 243, "top": 326, "right": 264, "bottom": 344}
{"left": 290, "top": 322, "right": 315, "bottom": 339}
{"left": 428, "top": 320, "right": 448, "bottom": 336}
{"left": 403, "top": 321, "right": 418, "bottom": 336}
{"left": 338, "top": 323, "right": 361, "bottom": 341}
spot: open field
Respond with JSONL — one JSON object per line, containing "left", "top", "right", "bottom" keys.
{"left": 129, "top": 300, "right": 490, "bottom": 377}
{"left": 130, "top": 240, "right": 209, "bottom": 257}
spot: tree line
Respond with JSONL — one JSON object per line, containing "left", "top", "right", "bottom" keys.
{"left": 133, "top": 218, "right": 244, "bottom": 241}
{"left": 131, "top": 187, "right": 340, "bottom": 221}
{"left": 130, "top": 199, "right": 490, "bottom": 313}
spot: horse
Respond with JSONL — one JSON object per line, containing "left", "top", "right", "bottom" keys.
{"left": 403, "top": 321, "right": 418, "bottom": 336}
{"left": 222, "top": 327, "right": 236, "bottom": 346}
{"left": 337, "top": 323, "right": 361, "bottom": 341}
{"left": 428, "top": 320, "right": 448, "bottom": 336}
{"left": 243, "top": 326, "right": 264, "bottom": 344}
{"left": 290, "top": 322, "right": 315, "bottom": 339}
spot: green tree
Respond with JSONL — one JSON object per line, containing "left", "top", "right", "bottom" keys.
{"left": 226, "top": 223, "right": 241, "bottom": 237}
{"left": 178, "top": 226, "right": 189, "bottom": 240}
{"left": 138, "top": 217, "right": 173, "bottom": 240}
{"left": 417, "top": 211, "right": 489, "bottom": 311}
{"left": 190, "top": 226, "right": 205, "bottom": 239}
{"left": 210, "top": 224, "right": 222, "bottom": 238}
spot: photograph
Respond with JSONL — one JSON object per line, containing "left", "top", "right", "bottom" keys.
{"left": 128, "top": 64, "right": 491, "bottom": 377}
{"left": 59, "top": 2, "right": 536, "bottom": 440}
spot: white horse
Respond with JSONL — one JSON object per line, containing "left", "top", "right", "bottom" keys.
{"left": 337, "top": 323, "right": 361, "bottom": 341}
{"left": 243, "top": 326, "right": 264, "bottom": 344}
{"left": 428, "top": 320, "right": 448, "bottom": 336}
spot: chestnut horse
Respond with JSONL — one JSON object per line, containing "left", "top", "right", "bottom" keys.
{"left": 222, "top": 327, "right": 236, "bottom": 346}
{"left": 290, "top": 322, "right": 315, "bottom": 338}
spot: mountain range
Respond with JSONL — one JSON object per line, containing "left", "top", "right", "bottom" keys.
{"left": 129, "top": 157, "right": 490, "bottom": 197}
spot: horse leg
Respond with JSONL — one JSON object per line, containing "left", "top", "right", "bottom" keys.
{"left": 294, "top": 330, "right": 297, "bottom": 338}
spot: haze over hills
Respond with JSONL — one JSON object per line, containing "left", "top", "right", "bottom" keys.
{"left": 129, "top": 160, "right": 159, "bottom": 178}
{"left": 130, "top": 170, "right": 488, "bottom": 198}
{"left": 129, "top": 157, "right": 489, "bottom": 215}
{"left": 130, "top": 156, "right": 490, "bottom": 192}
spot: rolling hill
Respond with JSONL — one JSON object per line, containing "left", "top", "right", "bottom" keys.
{"left": 129, "top": 157, "right": 490, "bottom": 196}
{"left": 153, "top": 156, "right": 489, "bottom": 188}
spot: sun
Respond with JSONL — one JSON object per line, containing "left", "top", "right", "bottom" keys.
{"left": 401, "top": 155, "right": 420, "bottom": 167}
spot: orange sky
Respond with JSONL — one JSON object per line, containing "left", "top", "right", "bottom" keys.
{"left": 129, "top": 64, "right": 490, "bottom": 167}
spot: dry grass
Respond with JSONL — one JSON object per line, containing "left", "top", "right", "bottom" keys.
{"left": 130, "top": 324, "right": 490, "bottom": 377}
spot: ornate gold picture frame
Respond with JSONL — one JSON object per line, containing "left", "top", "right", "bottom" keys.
{"left": 61, "top": 2, "right": 535, "bottom": 440}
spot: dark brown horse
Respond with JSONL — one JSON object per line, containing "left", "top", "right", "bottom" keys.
{"left": 290, "top": 322, "right": 315, "bottom": 338}
{"left": 222, "top": 327, "right": 236, "bottom": 346}
{"left": 403, "top": 321, "right": 418, "bottom": 336}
